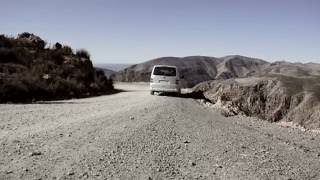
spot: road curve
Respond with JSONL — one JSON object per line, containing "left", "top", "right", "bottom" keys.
{"left": 0, "top": 83, "right": 320, "bottom": 179}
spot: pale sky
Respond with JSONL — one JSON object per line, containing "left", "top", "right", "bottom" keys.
{"left": 1, "top": 0, "right": 320, "bottom": 63}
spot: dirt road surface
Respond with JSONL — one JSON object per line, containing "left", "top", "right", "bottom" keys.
{"left": 1, "top": 83, "right": 320, "bottom": 179}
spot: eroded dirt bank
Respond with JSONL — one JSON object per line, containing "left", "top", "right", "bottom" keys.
{"left": 193, "top": 76, "right": 320, "bottom": 130}
{"left": 0, "top": 83, "right": 320, "bottom": 179}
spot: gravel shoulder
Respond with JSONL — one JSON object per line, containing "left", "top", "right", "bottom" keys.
{"left": 1, "top": 83, "right": 320, "bottom": 179}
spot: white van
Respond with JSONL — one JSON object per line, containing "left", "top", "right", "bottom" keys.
{"left": 150, "top": 65, "right": 182, "bottom": 95}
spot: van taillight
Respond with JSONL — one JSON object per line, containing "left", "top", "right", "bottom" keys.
{"left": 150, "top": 78, "right": 153, "bottom": 82}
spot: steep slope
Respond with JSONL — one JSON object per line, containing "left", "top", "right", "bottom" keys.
{"left": 0, "top": 33, "right": 114, "bottom": 103}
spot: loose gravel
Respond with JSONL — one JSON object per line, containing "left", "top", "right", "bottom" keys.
{"left": 0, "top": 83, "right": 320, "bottom": 179}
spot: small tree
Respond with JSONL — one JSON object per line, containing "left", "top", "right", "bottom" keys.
{"left": 0, "top": 35, "right": 13, "bottom": 48}
{"left": 62, "top": 45, "right": 73, "bottom": 55}
{"left": 76, "top": 49, "right": 90, "bottom": 59}
{"left": 17, "top": 32, "right": 46, "bottom": 49}
{"left": 54, "top": 42, "right": 62, "bottom": 49}
{"left": 18, "top": 32, "right": 32, "bottom": 39}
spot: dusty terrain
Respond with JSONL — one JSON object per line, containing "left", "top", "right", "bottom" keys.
{"left": 1, "top": 83, "right": 320, "bottom": 179}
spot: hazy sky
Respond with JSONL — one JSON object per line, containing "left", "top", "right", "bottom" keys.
{"left": 1, "top": 0, "right": 320, "bottom": 63}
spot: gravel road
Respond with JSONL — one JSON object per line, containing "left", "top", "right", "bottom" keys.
{"left": 1, "top": 83, "right": 320, "bottom": 179}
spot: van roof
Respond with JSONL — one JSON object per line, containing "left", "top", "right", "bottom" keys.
{"left": 153, "top": 65, "right": 177, "bottom": 68}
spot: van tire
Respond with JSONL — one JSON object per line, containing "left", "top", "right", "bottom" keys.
{"left": 150, "top": 91, "right": 154, "bottom": 95}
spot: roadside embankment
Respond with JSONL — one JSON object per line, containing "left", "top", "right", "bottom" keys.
{"left": 192, "top": 76, "right": 320, "bottom": 129}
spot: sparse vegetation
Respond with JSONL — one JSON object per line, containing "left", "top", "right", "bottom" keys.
{"left": 0, "top": 33, "right": 115, "bottom": 103}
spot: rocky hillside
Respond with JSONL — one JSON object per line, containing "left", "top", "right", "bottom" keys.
{"left": 113, "top": 56, "right": 267, "bottom": 87}
{"left": 0, "top": 32, "right": 114, "bottom": 103}
{"left": 193, "top": 76, "right": 320, "bottom": 129}
{"left": 255, "top": 61, "right": 320, "bottom": 77}
{"left": 113, "top": 55, "right": 320, "bottom": 88}
{"left": 112, "top": 55, "right": 267, "bottom": 87}
{"left": 215, "top": 55, "right": 268, "bottom": 79}
{"left": 113, "top": 56, "right": 221, "bottom": 87}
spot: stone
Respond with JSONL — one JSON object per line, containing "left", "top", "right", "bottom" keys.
{"left": 29, "top": 151, "right": 42, "bottom": 156}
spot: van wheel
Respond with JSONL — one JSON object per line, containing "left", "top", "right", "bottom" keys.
{"left": 150, "top": 91, "right": 154, "bottom": 95}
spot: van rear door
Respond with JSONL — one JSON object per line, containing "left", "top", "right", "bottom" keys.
{"left": 152, "top": 66, "right": 177, "bottom": 84}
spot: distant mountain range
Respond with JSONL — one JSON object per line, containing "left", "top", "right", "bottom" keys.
{"left": 94, "top": 63, "right": 132, "bottom": 71}
{"left": 93, "top": 67, "right": 115, "bottom": 78}
{"left": 94, "top": 63, "right": 132, "bottom": 78}
{"left": 111, "top": 55, "right": 320, "bottom": 87}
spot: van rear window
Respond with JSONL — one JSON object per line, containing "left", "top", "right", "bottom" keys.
{"left": 153, "top": 67, "right": 176, "bottom": 76}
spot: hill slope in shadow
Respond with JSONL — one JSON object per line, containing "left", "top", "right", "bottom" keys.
{"left": 0, "top": 32, "right": 115, "bottom": 103}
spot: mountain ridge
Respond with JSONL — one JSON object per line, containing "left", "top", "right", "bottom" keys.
{"left": 112, "top": 55, "right": 320, "bottom": 87}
